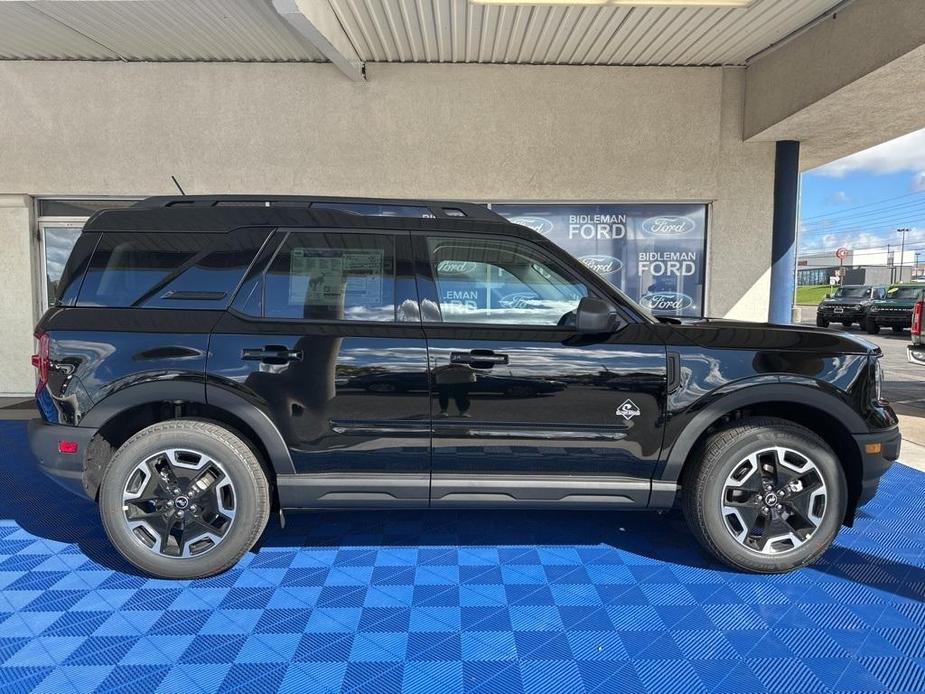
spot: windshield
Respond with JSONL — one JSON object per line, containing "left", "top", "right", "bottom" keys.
{"left": 886, "top": 286, "right": 922, "bottom": 300}
{"left": 833, "top": 286, "right": 867, "bottom": 298}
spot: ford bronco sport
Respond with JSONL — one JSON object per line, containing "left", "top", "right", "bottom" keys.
{"left": 28, "top": 196, "right": 900, "bottom": 578}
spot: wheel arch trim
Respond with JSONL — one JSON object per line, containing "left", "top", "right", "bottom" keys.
{"left": 79, "top": 381, "right": 295, "bottom": 475}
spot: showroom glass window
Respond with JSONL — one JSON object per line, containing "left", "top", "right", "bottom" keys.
{"left": 37, "top": 199, "right": 138, "bottom": 309}
{"left": 239, "top": 231, "right": 398, "bottom": 322}
{"left": 426, "top": 236, "right": 588, "bottom": 326}
{"left": 490, "top": 203, "right": 708, "bottom": 318}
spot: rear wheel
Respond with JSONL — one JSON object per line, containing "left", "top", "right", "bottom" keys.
{"left": 682, "top": 417, "right": 846, "bottom": 573}
{"left": 99, "top": 420, "right": 270, "bottom": 579}
{"left": 815, "top": 315, "right": 829, "bottom": 328}
{"left": 865, "top": 317, "right": 880, "bottom": 334}
{"left": 892, "top": 326, "right": 905, "bottom": 333}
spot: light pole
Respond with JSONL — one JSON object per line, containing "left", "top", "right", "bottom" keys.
{"left": 887, "top": 243, "right": 895, "bottom": 283}
{"left": 898, "top": 227, "right": 911, "bottom": 282}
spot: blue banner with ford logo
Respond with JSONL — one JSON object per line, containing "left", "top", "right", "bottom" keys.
{"left": 491, "top": 203, "right": 707, "bottom": 317}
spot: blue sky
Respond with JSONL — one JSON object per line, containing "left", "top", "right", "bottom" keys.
{"left": 800, "top": 128, "right": 925, "bottom": 258}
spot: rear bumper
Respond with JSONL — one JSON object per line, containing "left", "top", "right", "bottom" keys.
{"left": 852, "top": 425, "right": 901, "bottom": 508}
{"left": 27, "top": 418, "right": 97, "bottom": 500}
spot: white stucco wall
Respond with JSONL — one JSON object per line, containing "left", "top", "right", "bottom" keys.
{"left": 0, "top": 196, "right": 37, "bottom": 396}
{"left": 0, "top": 60, "right": 776, "bottom": 395}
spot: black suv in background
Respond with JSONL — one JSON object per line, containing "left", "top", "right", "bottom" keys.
{"left": 816, "top": 285, "right": 886, "bottom": 328}
{"left": 863, "top": 283, "right": 924, "bottom": 334}
{"left": 29, "top": 196, "right": 900, "bottom": 579}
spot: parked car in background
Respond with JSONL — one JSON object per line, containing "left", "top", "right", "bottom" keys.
{"left": 816, "top": 285, "right": 886, "bottom": 328}
{"left": 864, "top": 284, "right": 924, "bottom": 334}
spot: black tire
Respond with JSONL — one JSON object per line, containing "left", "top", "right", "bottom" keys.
{"left": 681, "top": 417, "right": 846, "bottom": 573}
{"left": 815, "top": 315, "right": 829, "bottom": 328}
{"left": 841, "top": 321, "right": 853, "bottom": 328}
{"left": 99, "top": 420, "right": 270, "bottom": 579}
{"left": 892, "top": 326, "right": 905, "bottom": 334}
{"left": 865, "top": 317, "right": 880, "bottom": 334}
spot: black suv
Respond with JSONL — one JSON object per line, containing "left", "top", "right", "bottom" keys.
{"left": 29, "top": 196, "right": 900, "bottom": 578}
{"left": 815, "top": 284, "right": 886, "bottom": 329}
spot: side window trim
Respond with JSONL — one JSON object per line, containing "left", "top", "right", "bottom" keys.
{"left": 412, "top": 232, "right": 630, "bottom": 330}
{"left": 230, "top": 228, "right": 420, "bottom": 325}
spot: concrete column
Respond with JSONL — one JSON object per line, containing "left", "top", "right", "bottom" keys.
{"left": 769, "top": 141, "right": 800, "bottom": 324}
{"left": 708, "top": 68, "right": 776, "bottom": 321}
{"left": 0, "top": 195, "right": 37, "bottom": 397}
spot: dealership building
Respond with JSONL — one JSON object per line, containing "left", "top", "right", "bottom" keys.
{"left": 1, "top": 0, "right": 925, "bottom": 396}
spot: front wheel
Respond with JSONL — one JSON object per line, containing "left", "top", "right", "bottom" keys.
{"left": 893, "top": 326, "right": 905, "bottom": 334}
{"left": 681, "top": 417, "right": 846, "bottom": 573}
{"left": 99, "top": 420, "right": 270, "bottom": 579}
{"left": 815, "top": 315, "right": 829, "bottom": 328}
{"left": 865, "top": 317, "right": 880, "bottom": 334}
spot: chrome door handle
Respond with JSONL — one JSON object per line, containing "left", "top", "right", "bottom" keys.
{"left": 242, "top": 346, "right": 303, "bottom": 363}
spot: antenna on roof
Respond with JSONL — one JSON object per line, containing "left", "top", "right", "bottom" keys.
{"left": 170, "top": 176, "right": 186, "bottom": 195}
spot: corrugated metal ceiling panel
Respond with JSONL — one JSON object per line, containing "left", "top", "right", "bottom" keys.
{"left": 0, "top": 0, "right": 844, "bottom": 66}
{"left": 0, "top": 0, "right": 326, "bottom": 62}
{"left": 328, "top": 0, "right": 844, "bottom": 65}
{"left": 0, "top": 2, "right": 118, "bottom": 60}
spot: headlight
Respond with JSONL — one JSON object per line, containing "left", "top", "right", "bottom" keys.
{"left": 870, "top": 305, "right": 880, "bottom": 312}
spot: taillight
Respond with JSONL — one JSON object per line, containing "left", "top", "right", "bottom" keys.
{"left": 31, "top": 332, "right": 49, "bottom": 386}
{"left": 913, "top": 301, "right": 923, "bottom": 337}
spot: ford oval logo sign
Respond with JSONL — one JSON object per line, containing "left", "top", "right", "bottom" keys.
{"left": 641, "top": 292, "right": 694, "bottom": 311}
{"left": 641, "top": 216, "right": 695, "bottom": 237}
{"left": 437, "top": 260, "right": 478, "bottom": 276}
{"left": 579, "top": 255, "right": 623, "bottom": 276}
{"left": 509, "top": 216, "right": 554, "bottom": 236}
{"left": 499, "top": 292, "right": 539, "bottom": 309}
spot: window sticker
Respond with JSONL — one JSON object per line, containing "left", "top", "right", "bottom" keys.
{"left": 289, "top": 249, "right": 384, "bottom": 308}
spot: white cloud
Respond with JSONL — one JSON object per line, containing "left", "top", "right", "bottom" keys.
{"left": 911, "top": 171, "right": 925, "bottom": 192}
{"left": 826, "top": 191, "right": 851, "bottom": 205}
{"left": 813, "top": 127, "right": 925, "bottom": 178}
{"left": 799, "top": 226, "right": 925, "bottom": 255}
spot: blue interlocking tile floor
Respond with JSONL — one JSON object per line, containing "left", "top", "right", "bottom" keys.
{"left": 0, "top": 420, "right": 924, "bottom": 693}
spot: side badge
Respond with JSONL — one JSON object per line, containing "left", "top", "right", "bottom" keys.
{"left": 617, "top": 399, "right": 641, "bottom": 421}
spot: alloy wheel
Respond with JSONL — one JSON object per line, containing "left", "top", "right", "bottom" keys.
{"left": 121, "top": 448, "right": 236, "bottom": 559}
{"left": 720, "top": 446, "right": 827, "bottom": 555}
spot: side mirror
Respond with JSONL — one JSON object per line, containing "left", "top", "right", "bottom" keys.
{"left": 576, "top": 296, "right": 618, "bottom": 333}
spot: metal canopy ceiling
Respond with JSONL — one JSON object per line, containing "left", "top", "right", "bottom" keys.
{"left": 0, "top": 0, "right": 845, "bottom": 66}
{"left": 328, "top": 0, "right": 845, "bottom": 65}
{"left": 0, "top": 0, "right": 327, "bottom": 61}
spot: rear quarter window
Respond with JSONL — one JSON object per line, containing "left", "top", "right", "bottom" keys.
{"left": 77, "top": 229, "right": 269, "bottom": 308}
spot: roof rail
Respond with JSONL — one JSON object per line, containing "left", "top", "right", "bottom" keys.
{"left": 133, "top": 195, "right": 505, "bottom": 222}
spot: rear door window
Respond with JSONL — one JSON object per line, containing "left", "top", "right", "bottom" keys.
{"left": 78, "top": 229, "right": 269, "bottom": 308}
{"left": 256, "top": 232, "right": 397, "bottom": 321}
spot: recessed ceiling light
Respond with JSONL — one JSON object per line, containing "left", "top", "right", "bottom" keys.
{"left": 470, "top": 1, "right": 755, "bottom": 7}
